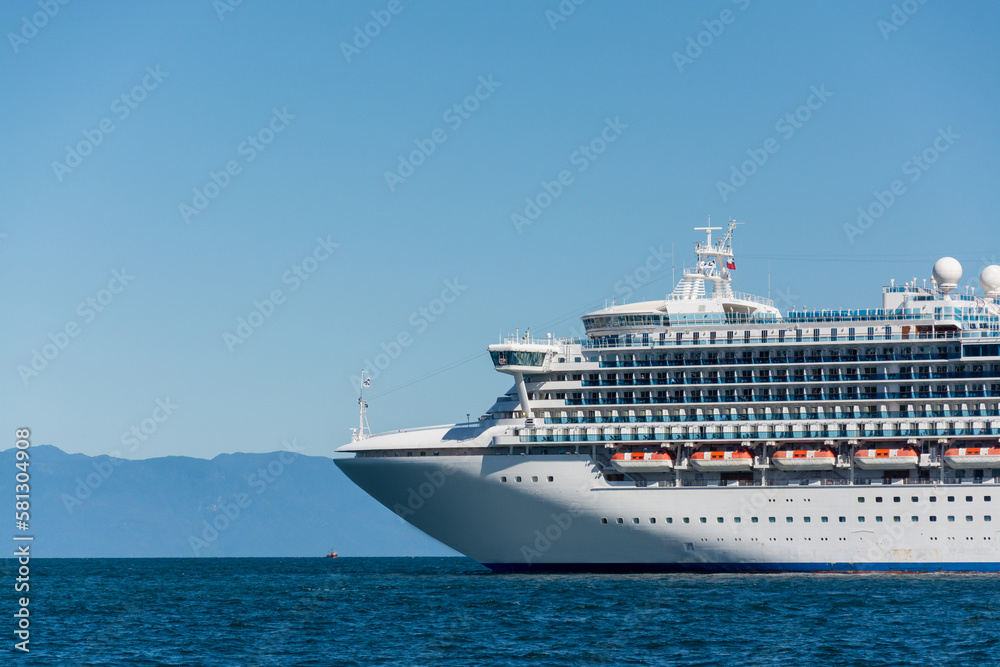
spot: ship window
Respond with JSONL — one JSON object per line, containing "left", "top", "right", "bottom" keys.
{"left": 821, "top": 517, "right": 829, "bottom": 523}
{"left": 966, "top": 516, "right": 973, "bottom": 522}
{"left": 893, "top": 516, "right": 901, "bottom": 522}
{"left": 600, "top": 517, "right": 608, "bottom": 524}
{"left": 717, "top": 517, "right": 724, "bottom": 523}
{"left": 633, "top": 518, "right": 640, "bottom": 524}
{"left": 500, "top": 476, "right": 507, "bottom": 482}
{"left": 875, "top": 516, "right": 883, "bottom": 522}
{"left": 930, "top": 496, "right": 937, "bottom": 502}
{"left": 699, "top": 517, "right": 707, "bottom": 524}
{"left": 948, "top": 496, "right": 955, "bottom": 502}
{"left": 515, "top": 476, "right": 522, "bottom": 482}
{"left": 649, "top": 518, "right": 656, "bottom": 524}
{"left": 987, "top": 516, "right": 993, "bottom": 521}
{"left": 734, "top": 517, "right": 741, "bottom": 523}
{"left": 667, "top": 518, "right": 673, "bottom": 524}
{"left": 966, "top": 496, "right": 973, "bottom": 502}
{"left": 987, "top": 496, "right": 993, "bottom": 502}
{"left": 911, "top": 496, "right": 918, "bottom": 502}
{"left": 804, "top": 517, "right": 811, "bottom": 523}
{"left": 751, "top": 517, "right": 759, "bottom": 523}
{"left": 786, "top": 517, "right": 793, "bottom": 523}
{"left": 616, "top": 518, "right": 624, "bottom": 524}
{"left": 531, "top": 476, "right": 538, "bottom": 482}
{"left": 768, "top": 517, "right": 776, "bottom": 523}
{"left": 857, "top": 497, "right": 865, "bottom": 503}
{"left": 683, "top": 517, "right": 690, "bottom": 524}
{"left": 912, "top": 516, "right": 918, "bottom": 522}
{"left": 875, "top": 497, "right": 883, "bottom": 503}
{"left": 858, "top": 517, "right": 865, "bottom": 522}
{"left": 930, "top": 516, "right": 937, "bottom": 522}
{"left": 893, "top": 497, "right": 901, "bottom": 503}
{"left": 547, "top": 476, "right": 554, "bottom": 482}
{"left": 948, "top": 516, "right": 955, "bottom": 522}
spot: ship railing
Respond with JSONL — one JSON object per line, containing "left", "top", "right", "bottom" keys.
{"left": 580, "top": 329, "right": 1000, "bottom": 350}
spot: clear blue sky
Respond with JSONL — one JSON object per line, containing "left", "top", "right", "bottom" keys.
{"left": 3, "top": 0, "right": 999, "bottom": 462}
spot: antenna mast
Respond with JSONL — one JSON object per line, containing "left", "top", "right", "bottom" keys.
{"left": 351, "top": 369, "right": 371, "bottom": 442}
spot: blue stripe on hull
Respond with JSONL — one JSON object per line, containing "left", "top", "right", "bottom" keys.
{"left": 483, "top": 561, "right": 1000, "bottom": 574}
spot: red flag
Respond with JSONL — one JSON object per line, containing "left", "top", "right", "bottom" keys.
{"left": 726, "top": 260, "right": 736, "bottom": 270}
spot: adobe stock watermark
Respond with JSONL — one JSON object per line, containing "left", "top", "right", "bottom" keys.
{"left": 350, "top": 278, "right": 468, "bottom": 392}
{"left": 843, "top": 126, "right": 959, "bottom": 244}
{"left": 189, "top": 440, "right": 304, "bottom": 556}
{"left": 519, "top": 479, "right": 595, "bottom": 564}
{"left": 511, "top": 116, "right": 628, "bottom": 233}
{"left": 61, "top": 397, "right": 180, "bottom": 514}
{"left": 878, "top": 0, "right": 931, "bottom": 41}
{"left": 178, "top": 107, "right": 295, "bottom": 224}
{"left": 772, "top": 285, "right": 800, "bottom": 312}
{"left": 341, "top": 0, "right": 412, "bottom": 63}
{"left": 391, "top": 459, "right": 462, "bottom": 518}
{"left": 223, "top": 235, "right": 339, "bottom": 352}
{"left": 614, "top": 246, "right": 673, "bottom": 301}
{"left": 716, "top": 84, "right": 833, "bottom": 202}
{"left": 544, "top": 0, "right": 587, "bottom": 31}
{"left": 384, "top": 75, "right": 501, "bottom": 192}
{"left": 213, "top": 0, "right": 246, "bottom": 21}
{"left": 51, "top": 65, "right": 169, "bottom": 183}
{"left": 7, "top": 0, "right": 72, "bottom": 54}
{"left": 672, "top": 0, "right": 751, "bottom": 73}
{"left": 18, "top": 268, "right": 134, "bottom": 386}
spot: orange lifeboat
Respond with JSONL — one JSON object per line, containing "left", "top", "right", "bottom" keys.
{"left": 943, "top": 446, "right": 1000, "bottom": 469}
{"left": 771, "top": 447, "right": 836, "bottom": 471}
{"left": 689, "top": 447, "right": 754, "bottom": 472}
{"left": 611, "top": 450, "right": 675, "bottom": 472}
{"left": 853, "top": 446, "right": 919, "bottom": 470}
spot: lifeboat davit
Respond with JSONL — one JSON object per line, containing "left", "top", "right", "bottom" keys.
{"left": 771, "top": 447, "right": 836, "bottom": 471}
{"left": 611, "top": 450, "right": 675, "bottom": 472}
{"left": 689, "top": 447, "right": 754, "bottom": 472}
{"left": 943, "top": 446, "right": 1000, "bottom": 469}
{"left": 853, "top": 446, "right": 919, "bottom": 470}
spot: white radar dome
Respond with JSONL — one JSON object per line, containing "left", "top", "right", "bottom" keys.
{"left": 932, "top": 257, "right": 963, "bottom": 293}
{"left": 981, "top": 265, "right": 1000, "bottom": 297}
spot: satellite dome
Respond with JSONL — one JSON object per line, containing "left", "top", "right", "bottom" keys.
{"left": 981, "top": 265, "right": 1000, "bottom": 297}
{"left": 932, "top": 257, "right": 962, "bottom": 293}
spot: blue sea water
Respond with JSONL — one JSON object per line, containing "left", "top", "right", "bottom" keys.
{"left": 5, "top": 557, "right": 1000, "bottom": 665}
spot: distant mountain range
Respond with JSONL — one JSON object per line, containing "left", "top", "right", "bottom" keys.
{"left": 0, "top": 445, "right": 453, "bottom": 558}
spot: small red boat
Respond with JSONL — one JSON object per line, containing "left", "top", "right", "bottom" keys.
{"left": 325, "top": 549, "right": 339, "bottom": 558}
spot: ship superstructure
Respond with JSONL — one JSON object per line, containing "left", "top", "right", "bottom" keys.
{"left": 336, "top": 223, "right": 1000, "bottom": 572}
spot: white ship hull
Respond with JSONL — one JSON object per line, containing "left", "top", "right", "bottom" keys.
{"left": 335, "top": 426, "right": 1000, "bottom": 572}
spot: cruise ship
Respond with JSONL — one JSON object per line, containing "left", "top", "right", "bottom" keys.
{"left": 336, "top": 223, "right": 1000, "bottom": 572}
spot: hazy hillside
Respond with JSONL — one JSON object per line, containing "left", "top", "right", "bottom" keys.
{"left": 0, "top": 445, "right": 454, "bottom": 558}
